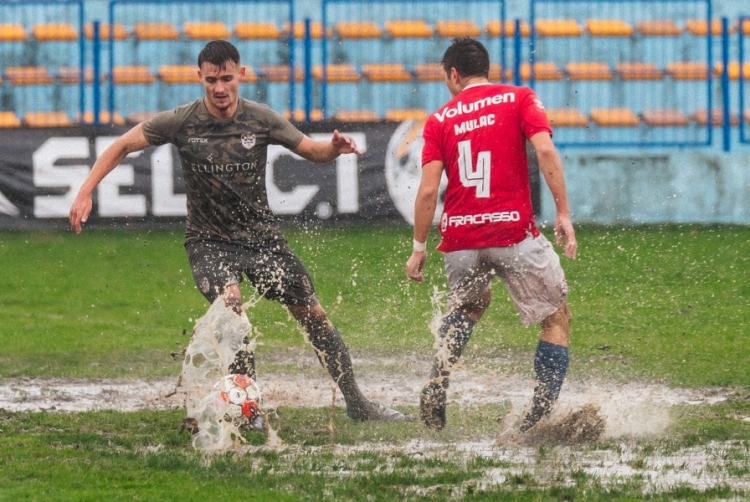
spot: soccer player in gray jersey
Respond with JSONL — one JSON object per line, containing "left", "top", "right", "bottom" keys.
{"left": 69, "top": 40, "right": 404, "bottom": 422}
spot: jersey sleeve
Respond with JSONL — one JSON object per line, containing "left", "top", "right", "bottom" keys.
{"left": 420, "top": 116, "right": 443, "bottom": 167}
{"left": 141, "top": 103, "right": 195, "bottom": 146}
{"left": 519, "top": 88, "right": 553, "bottom": 139}
{"left": 260, "top": 104, "right": 305, "bottom": 150}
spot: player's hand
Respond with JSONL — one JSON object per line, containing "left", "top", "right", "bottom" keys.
{"left": 554, "top": 214, "right": 577, "bottom": 259}
{"left": 331, "top": 130, "right": 362, "bottom": 156}
{"left": 69, "top": 192, "right": 93, "bottom": 234}
{"left": 406, "top": 251, "right": 426, "bottom": 282}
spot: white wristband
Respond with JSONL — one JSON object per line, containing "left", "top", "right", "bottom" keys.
{"left": 413, "top": 239, "right": 426, "bottom": 252}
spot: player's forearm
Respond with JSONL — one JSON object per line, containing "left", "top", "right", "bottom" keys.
{"left": 537, "top": 149, "right": 571, "bottom": 216}
{"left": 413, "top": 187, "right": 438, "bottom": 244}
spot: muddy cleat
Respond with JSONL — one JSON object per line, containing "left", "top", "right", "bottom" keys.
{"left": 420, "top": 382, "right": 447, "bottom": 430}
{"left": 519, "top": 399, "right": 551, "bottom": 432}
{"left": 348, "top": 400, "right": 409, "bottom": 422}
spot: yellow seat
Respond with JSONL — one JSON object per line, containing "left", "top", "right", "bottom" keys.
{"left": 362, "top": 63, "right": 411, "bottom": 82}
{"left": 384, "top": 20, "right": 433, "bottom": 38}
{"left": 112, "top": 66, "right": 155, "bottom": 84}
{"left": 24, "top": 111, "right": 72, "bottom": 128}
{"left": 78, "top": 111, "right": 126, "bottom": 125}
{"left": 486, "top": 20, "right": 530, "bottom": 37}
{"left": 435, "top": 20, "right": 480, "bottom": 38}
{"left": 312, "top": 64, "right": 359, "bottom": 83}
{"left": 235, "top": 22, "right": 280, "bottom": 40}
{"left": 158, "top": 65, "right": 198, "bottom": 84}
{"left": 184, "top": 22, "right": 231, "bottom": 40}
{"left": 691, "top": 109, "right": 739, "bottom": 126}
{"left": 32, "top": 23, "right": 78, "bottom": 41}
{"left": 520, "top": 62, "right": 563, "bottom": 81}
{"left": 488, "top": 63, "right": 512, "bottom": 82}
{"left": 84, "top": 23, "right": 128, "bottom": 40}
{"left": 335, "top": 21, "right": 381, "bottom": 39}
{"left": 240, "top": 66, "right": 258, "bottom": 83}
{"left": 713, "top": 62, "right": 750, "bottom": 80}
{"left": 0, "top": 111, "right": 22, "bottom": 128}
{"left": 545, "top": 109, "right": 588, "bottom": 127}
{"left": 665, "top": 62, "right": 708, "bottom": 80}
{"left": 5, "top": 67, "right": 55, "bottom": 85}
{"left": 642, "top": 109, "right": 689, "bottom": 127}
{"left": 535, "top": 19, "right": 583, "bottom": 37}
{"left": 385, "top": 109, "right": 428, "bottom": 122}
{"left": 635, "top": 20, "right": 682, "bottom": 36}
{"left": 585, "top": 19, "right": 633, "bottom": 37}
{"left": 260, "top": 64, "right": 303, "bottom": 82}
{"left": 413, "top": 63, "right": 445, "bottom": 82}
{"left": 745, "top": 109, "right": 750, "bottom": 125}
{"left": 566, "top": 62, "right": 613, "bottom": 80}
{"left": 685, "top": 19, "right": 732, "bottom": 36}
{"left": 283, "top": 21, "right": 331, "bottom": 39}
{"left": 590, "top": 108, "right": 640, "bottom": 127}
{"left": 616, "top": 62, "right": 663, "bottom": 80}
{"left": 284, "top": 109, "right": 324, "bottom": 122}
{"left": 334, "top": 110, "right": 380, "bottom": 122}
{"left": 0, "top": 24, "right": 28, "bottom": 41}
{"left": 741, "top": 18, "right": 750, "bottom": 35}
{"left": 58, "top": 67, "right": 97, "bottom": 84}
{"left": 133, "top": 23, "right": 179, "bottom": 40}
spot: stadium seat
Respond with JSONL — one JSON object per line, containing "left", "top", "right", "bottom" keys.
{"left": 520, "top": 62, "right": 563, "bottom": 81}
{"left": 635, "top": 20, "right": 682, "bottom": 36}
{"left": 486, "top": 20, "right": 531, "bottom": 37}
{"left": 413, "top": 63, "right": 445, "bottom": 82}
{"left": 260, "top": 64, "right": 303, "bottom": 82}
{"left": 534, "top": 19, "right": 583, "bottom": 37}
{"left": 685, "top": 19, "right": 731, "bottom": 36}
{"left": 385, "top": 109, "right": 428, "bottom": 121}
{"left": 234, "top": 22, "right": 280, "bottom": 40}
{"left": 5, "top": 67, "right": 54, "bottom": 85}
{"left": 312, "top": 64, "right": 359, "bottom": 83}
{"left": 384, "top": 20, "right": 433, "bottom": 38}
{"left": 127, "top": 111, "right": 160, "bottom": 125}
{"left": 183, "top": 22, "right": 231, "bottom": 40}
{"left": 31, "top": 23, "right": 78, "bottom": 41}
{"left": 0, "top": 24, "right": 28, "bottom": 41}
{"left": 84, "top": 23, "right": 128, "bottom": 40}
{"left": 0, "top": 111, "right": 22, "bottom": 128}
{"left": 24, "top": 111, "right": 72, "bottom": 128}
{"left": 58, "top": 66, "right": 96, "bottom": 84}
{"left": 158, "top": 65, "right": 198, "bottom": 84}
{"left": 642, "top": 109, "right": 689, "bottom": 126}
{"left": 713, "top": 62, "right": 750, "bottom": 80}
{"left": 741, "top": 18, "right": 750, "bottom": 35}
{"left": 334, "top": 109, "right": 380, "bottom": 122}
{"left": 112, "top": 66, "right": 155, "bottom": 84}
{"left": 585, "top": 19, "right": 633, "bottom": 37}
{"left": 566, "top": 62, "right": 613, "bottom": 80}
{"left": 133, "top": 22, "right": 179, "bottom": 40}
{"left": 616, "top": 62, "right": 663, "bottom": 80}
{"left": 665, "top": 62, "right": 708, "bottom": 80}
{"left": 745, "top": 109, "right": 750, "bottom": 125}
{"left": 590, "top": 108, "right": 640, "bottom": 127}
{"left": 240, "top": 66, "right": 258, "bottom": 83}
{"left": 488, "top": 63, "right": 512, "bottom": 82}
{"left": 284, "top": 109, "right": 324, "bottom": 121}
{"left": 362, "top": 63, "right": 412, "bottom": 82}
{"left": 334, "top": 21, "right": 381, "bottom": 39}
{"left": 691, "top": 109, "right": 739, "bottom": 126}
{"left": 283, "top": 21, "right": 331, "bottom": 39}
{"left": 545, "top": 108, "right": 588, "bottom": 127}
{"left": 435, "top": 20, "right": 480, "bottom": 37}
{"left": 78, "top": 111, "right": 126, "bottom": 125}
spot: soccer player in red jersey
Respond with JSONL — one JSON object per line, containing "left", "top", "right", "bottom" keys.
{"left": 406, "top": 38, "right": 577, "bottom": 432}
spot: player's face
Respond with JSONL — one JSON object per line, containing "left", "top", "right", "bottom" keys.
{"left": 199, "top": 60, "right": 245, "bottom": 116}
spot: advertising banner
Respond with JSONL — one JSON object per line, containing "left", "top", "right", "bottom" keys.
{"left": 0, "top": 121, "right": 539, "bottom": 231}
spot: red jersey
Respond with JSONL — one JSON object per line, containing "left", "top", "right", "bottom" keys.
{"left": 421, "top": 83, "right": 551, "bottom": 252}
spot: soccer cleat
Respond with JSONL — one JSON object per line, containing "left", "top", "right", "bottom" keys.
{"left": 519, "top": 400, "right": 550, "bottom": 432}
{"left": 419, "top": 381, "right": 447, "bottom": 430}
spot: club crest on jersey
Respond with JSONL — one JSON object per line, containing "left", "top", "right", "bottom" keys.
{"left": 241, "top": 132, "right": 256, "bottom": 149}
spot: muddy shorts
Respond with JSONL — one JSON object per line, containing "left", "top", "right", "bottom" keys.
{"left": 443, "top": 234, "right": 568, "bottom": 326}
{"left": 186, "top": 238, "right": 318, "bottom": 306}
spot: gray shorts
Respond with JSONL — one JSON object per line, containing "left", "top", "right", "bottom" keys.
{"left": 186, "top": 238, "right": 318, "bottom": 306}
{"left": 443, "top": 234, "right": 568, "bottom": 326}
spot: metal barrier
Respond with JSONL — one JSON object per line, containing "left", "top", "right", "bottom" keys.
{"left": 0, "top": 0, "right": 84, "bottom": 124}
{"left": 529, "top": 0, "right": 713, "bottom": 148}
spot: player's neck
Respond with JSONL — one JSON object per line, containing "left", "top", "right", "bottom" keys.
{"left": 457, "top": 76, "right": 490, "bottom": 94}
{"left": 203, "top": 97, "right": 239, "bottom": 120}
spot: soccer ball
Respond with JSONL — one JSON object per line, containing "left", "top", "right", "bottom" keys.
{"left": 219, "top": 374, "right": 262, "bottom": 426}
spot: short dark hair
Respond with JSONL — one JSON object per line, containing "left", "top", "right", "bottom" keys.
{"left": 440, "top": 37, "right": 490, "bottom": 79}
{"left": 197, "top": 40, "right": 241, "bottom": 68}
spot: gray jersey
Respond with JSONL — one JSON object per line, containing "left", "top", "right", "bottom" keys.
{"left": 142, "top": 98, "right": 304, "bottom": 244}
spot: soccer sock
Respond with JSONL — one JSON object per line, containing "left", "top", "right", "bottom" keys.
{"left": 521, "top": 340, "right": 569, "bottom": 431}
{"left": 429, "top": 311, "right": 476, "bottom": 385}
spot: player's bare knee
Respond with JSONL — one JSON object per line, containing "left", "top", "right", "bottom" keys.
{"left": 221, "top": 285, "right": 243, "bottom": 315}
{"left": 540, "top": 304, "right": 571, "bottom": 346}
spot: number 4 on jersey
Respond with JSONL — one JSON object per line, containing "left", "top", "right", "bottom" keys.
{"left": 457, "top": 140, "right": 490, "bottom": 198}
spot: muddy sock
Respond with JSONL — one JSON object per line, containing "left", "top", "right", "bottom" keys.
{"left": 428, "top": 311, "right": 475, "bottom": 385}
{"left": 521, "top": 340, "right": 569, "bottom": 431}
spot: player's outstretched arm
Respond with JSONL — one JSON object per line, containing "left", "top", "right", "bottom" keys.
{"left": 293, "top": 130, "right": 362, "bottom": 163}
{"left": 69, "top": 123, "right": 152, "bottom": 234}
{"left": 406, "top": 160, "right": 443, "bottom": 282}
{"left": 529, "top": 132, "right": 577, "bottom": 259}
